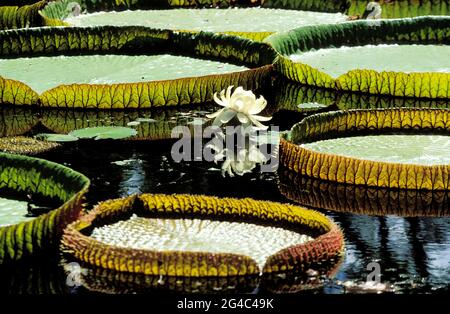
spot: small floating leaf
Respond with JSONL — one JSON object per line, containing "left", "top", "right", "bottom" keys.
{"left": 69, "top": 126, "right": 137, "bottom": 140}
{"left": 127, "top": 121, "right": 140, "bottom": 127}
{"left": 136, "top": 118, "right": 157, "bottom": 123}
{"left": 297, "top": 102, "right": 327, "bottom": 109}
{"left": 36, "top": 133, "right": 79, "bottom": 142}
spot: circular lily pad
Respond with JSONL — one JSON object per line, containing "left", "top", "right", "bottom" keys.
{"left": 62, "top": 194, "right": 344, "bottom": 277}
{"left": 0, "top": 26, "right": 274, "bottom": 108}
{"left": 289, "top": 44, "right": 450, "bottom": 79}
{"left": 302, "top": 135, "right": 450, "bottom": 166}
{"left": 69, "top": 126, "right": 138, "bottom": 140}
{"left": 64, "top": 8, "right": 347, "bottom": 35}
{"left": 280, "top": 108, "right": 450, "bottom": 190}
{"left": 91, "top": 215, "right": 313, "bottom": 270}
{"left": 0, "top": 54, "right": 248, "bottom": 94}
{"left": 265, "top": 16, "right": 450, "bottom": 98}
{"left": 0, "top": 153, "right": 90, "bottom": 264}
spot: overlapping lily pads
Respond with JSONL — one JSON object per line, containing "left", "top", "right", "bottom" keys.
{"left": 62, "top": 194, "right": 344, "bottom": 277}
{"left": 0, "top": 26, "right": 274, "bottom": 109}
{"left": 0, "top": 153, "right": 89, "bottom": 264}
{"left": 265, "top": 16, "right": 450, "bottom": 99}
{"left": 280, "top": 108, "right": 450, "bottom": 190}
{"left": 61, "top": 8, "right": 348, "bottom": 41}
{"left": 40, "top": 0, "right": 350, "bottom": 41}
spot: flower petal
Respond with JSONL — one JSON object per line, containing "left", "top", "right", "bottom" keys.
{"left": 252, "top": 114, "right": 272, "bottom": 122}
{"left": 219, "top": 109, "right": 237, "bottom": 124}
{"left": 213, "top": 93, "right": 227, "bottom": 107}
{"left": 237, "top": 112, "right": 250, "bottom": 124}
{"left": 249, "top": 115, "right": 269, "bottom": 130}
{"left": 249, "top": 96, "right": 267, "bottom": 114}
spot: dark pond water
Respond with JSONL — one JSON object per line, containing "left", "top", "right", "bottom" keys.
{"left": 0, "top": 79, "right": 449, "bottom": 294}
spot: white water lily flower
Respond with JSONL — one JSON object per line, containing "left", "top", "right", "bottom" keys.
{"left": 206, "top": 86, "right": 272, "bottom": 130}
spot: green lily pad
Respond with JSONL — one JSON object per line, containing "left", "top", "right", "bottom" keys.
{"left": 289, "top": 44, "right": 450, "bottom": 79}
{"left": 301, "top": 135, "right": 450, "bottom": 166}
{"left": 0, "top": 54, "right": 248, "bottom": 94}
{"left": 69, "top": 126, "right": 137, "bottom": 140}
{"left": 65, "top": 8, "right": 347, "bottom": 33}
{"left": 36, "top": 133, "right": 79, "bottom": 142}
{"left": 297, "top": 102, "right": 328, "bottom": 109}
{"left": 0, "top": 196, "right": 33, "bottom": 228}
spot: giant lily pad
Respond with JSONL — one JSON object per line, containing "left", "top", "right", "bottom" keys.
{"left": 0, "top": 26, "right": 274, "bottom": 108}
{"left": 41, "top": 0, "right": 350, "bottom": 40}
{"left": 265, "top": 16, "right": 450, "bottom": 99}
{"left": 40, "top": 0, "right": 350, "bottom": 13}
{"left": 280, "top": 108, "right": 450, "bottom": 190}
{"left": 62, "top": 194, "right": 344, "bottom": 277}
{"left": 289, "top": 44, "right": 450, "bottom": 79}
{"left": 91, "top": 215, "right": 313, "bottom": 269}
{"left": 0, "top": 153, "right": 89, "bottom": 264}
{"left": 301, "top": 134, "right": 450, "bottom": 165}
{"left": 0, "top": 54, "right": 248, "bottom": 94}
{"left": 63, "top": 8, "right": 347, "bottom": 40}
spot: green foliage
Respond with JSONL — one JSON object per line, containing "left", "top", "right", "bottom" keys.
{"left": 265, "top": 16, "right": 450, "bottom": 99}
{"left": 0, "top": 0, "right": 48, "bottom": 30}
{"left": 0, "top": 26, "right": 274, "bottom": 108}
{"left": 0, "top": 153, "right": 89, "bottom": 264}
{"left": 69, "top": 126, "right": 137, "bottom": 139}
